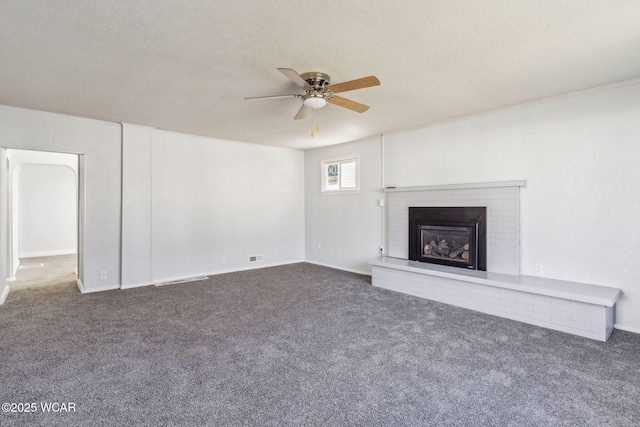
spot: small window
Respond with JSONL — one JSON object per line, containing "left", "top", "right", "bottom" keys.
{"left": 321, "top": 155, "right": 359, "bottom": 193}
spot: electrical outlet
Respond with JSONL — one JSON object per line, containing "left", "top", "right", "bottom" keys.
{"left": 318, "top": 243, "right": 321, "bottom": 250}
{"left": 100, "top": 271, "right": 107, "bottom": 280}
{"left": 221, "top": 257, "right": 226, "bottom": 265}
{"left": 534, "top": 264, "right": 543, "bottom": 275}
{"left": 379, "top": 246, "right": 384, "bottom": 255}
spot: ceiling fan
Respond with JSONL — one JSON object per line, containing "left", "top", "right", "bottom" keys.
{"left": 245, "top": 68, "right": 380, "bottom": 120}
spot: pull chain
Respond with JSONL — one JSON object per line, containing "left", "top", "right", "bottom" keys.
{"left": 311, "top": 109, "right": 319, "bottom": 137}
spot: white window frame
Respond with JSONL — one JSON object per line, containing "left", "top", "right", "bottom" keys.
{"left": 320, "top": 155, "right": 360, "bottom": 194}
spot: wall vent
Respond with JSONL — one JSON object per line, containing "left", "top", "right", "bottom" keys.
{"left": 249, "top": 254, "right": 264, "bottom": 263}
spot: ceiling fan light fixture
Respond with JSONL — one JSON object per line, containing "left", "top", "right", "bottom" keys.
{"left": 303, "top": 94, "right": 327, "bottom": 109}
{"left": 247, "top": 68, "right": 380, "bottom": 119}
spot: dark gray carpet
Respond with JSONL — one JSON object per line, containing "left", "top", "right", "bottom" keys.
{"left": 1, "top": 263, "right": 639, "bottom": 426}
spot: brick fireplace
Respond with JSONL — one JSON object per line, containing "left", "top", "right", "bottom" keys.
{"left": 387, "top": 182, "right": 521, "bottom": 275}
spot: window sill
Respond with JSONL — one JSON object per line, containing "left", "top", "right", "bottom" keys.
{"left": 321, "top": 189, "right": 360, "bottom": 195}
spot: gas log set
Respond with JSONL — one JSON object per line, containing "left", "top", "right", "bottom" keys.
{"left": 423, "top": 240, "right": 470, "bottom": 263}
{"left": 409, "top": 206, "right": 486, "bottom": 271}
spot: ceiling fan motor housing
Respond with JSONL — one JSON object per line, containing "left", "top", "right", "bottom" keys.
{"left": 300, "top": 72, "right": 331, "bottom": 89}
{"left": 300, "top": 72, "right": 331, "bottom": 109}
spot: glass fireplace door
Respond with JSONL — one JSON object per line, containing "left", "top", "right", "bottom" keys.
{"left": 419, "top": 225, "right": 477, "bottom": 269}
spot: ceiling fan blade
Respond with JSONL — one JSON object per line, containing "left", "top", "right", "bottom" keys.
{"left": 278, "top": 68, "right": 312, "bottom": 90}
{"left": 294, "top": 104, "right": 310, "bottom": 120}
{"left": 328, "top": 76, "right": 380, "bottom": 94}
{"left": 328, "top": 96, "right": 370, "bottom": 113}
{"left": 245, "top": 94, "right": 300, "bottom": 100}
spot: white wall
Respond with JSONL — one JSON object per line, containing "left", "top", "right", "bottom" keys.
{"left": 121, "top": 124, "right": 152, "bottom": 288}
{"left": 150, "top": 130, "right": 305, "bottom": 282}
{"left": 1, "top": 105, "right": 306, "bottom": 295}
{"left": 305, "top": 136, "right": 383, "bottom": 274}
{"left": 383, "top": 81, "right": 640, "bottom": 332}
{"left": 19, "top": 163, "right": 77, "bottom": 257}
{"left": 0, "top": 105, "right": 122, "bottom": 292}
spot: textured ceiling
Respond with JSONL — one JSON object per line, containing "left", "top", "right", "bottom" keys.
{"left": 1, "top": 1, "right": 640, "bottom": 150}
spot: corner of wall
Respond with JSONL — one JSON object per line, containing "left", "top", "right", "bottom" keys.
{"left": 0, "top": 284, "right": 10, "bottom": 305}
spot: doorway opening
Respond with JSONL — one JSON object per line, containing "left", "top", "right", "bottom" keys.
{"left": 3, "top": 148, "right": 83, "bottom": 294}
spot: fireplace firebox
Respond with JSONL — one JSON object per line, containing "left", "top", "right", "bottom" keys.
{"left": 409, "top": 207, "right": 486, "bottom": 271}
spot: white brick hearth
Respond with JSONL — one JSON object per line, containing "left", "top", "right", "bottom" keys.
{"left": 375, "top": 181, "right": 622, "bottom": 341}
{"left": 369, "top": 257, "right": 619, "bottom": 341}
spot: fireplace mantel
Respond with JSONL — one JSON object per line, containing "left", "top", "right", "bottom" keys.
{"left": 384, "top": 180, "right": 527, "bottom": 193}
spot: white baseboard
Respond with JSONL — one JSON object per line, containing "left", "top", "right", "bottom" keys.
{"left": 21, "top": 250, "right": 77, "bottom": 258}
{"left": 0, "top": 285, "right": 10, "bottom": 305}
{"left": 304, "top": 260, "right": 370, "bottom": 276}
{"left": 152, "top": 260, "right": 306, "bottom": 287}
{"left": 614, "top": 324, "right": 640, "bottom": 335}
{"left": 77, "top": 281, "right": 119, "bottom": 294}
{"left": 121, "top": 282, "right": 153, "bottom": 290}
{"left": 208, "top": 259, "right": 306, "bottom": 276}
{"left": 81, "top": 260, "right": 369, "bottom": 294}
{"left": 80, "top": 284, "right": 120, "bottom": 294}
